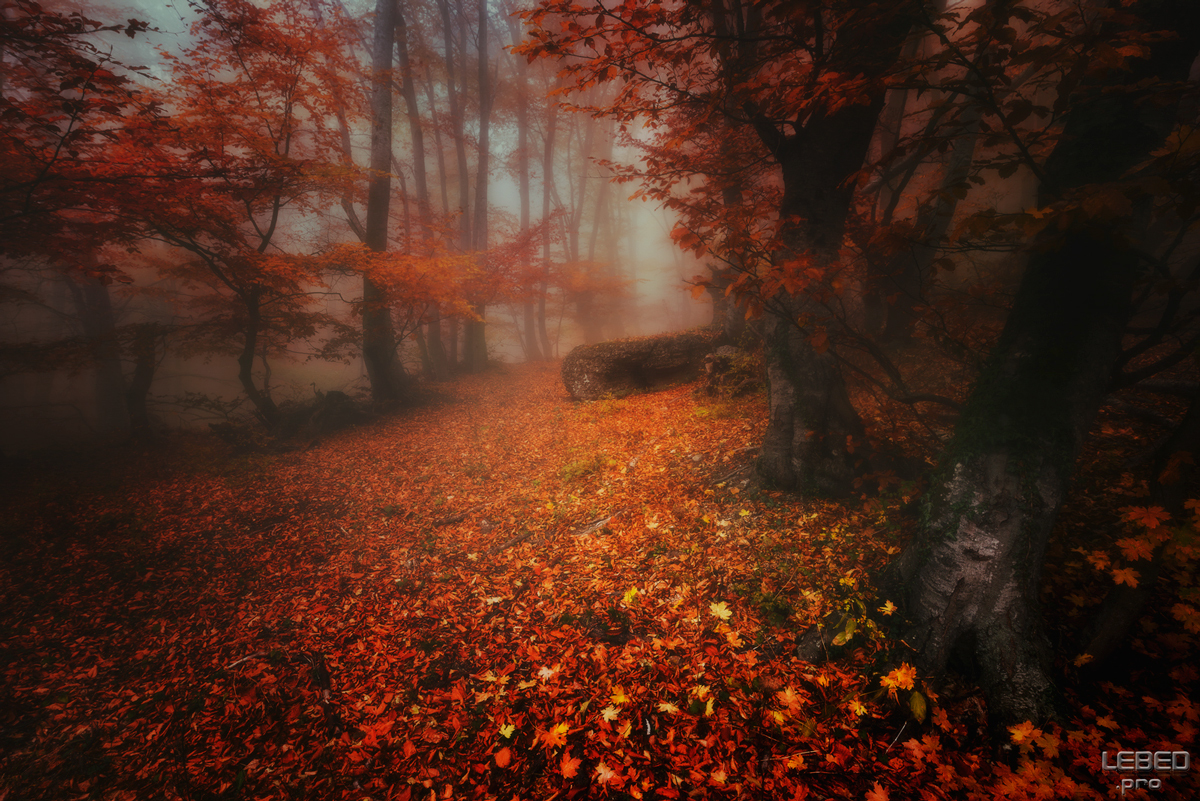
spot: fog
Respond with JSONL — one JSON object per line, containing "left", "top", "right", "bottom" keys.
{"left": 0, "top": 0, "right": 713, "bottom": 453}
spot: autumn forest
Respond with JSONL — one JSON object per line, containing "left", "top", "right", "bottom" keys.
{"left": 3, "top": 0, "right": 1200, "bottom": 799}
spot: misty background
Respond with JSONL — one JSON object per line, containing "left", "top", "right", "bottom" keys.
{"left": 0, "top": 0, "right": 715, "bottom": 453}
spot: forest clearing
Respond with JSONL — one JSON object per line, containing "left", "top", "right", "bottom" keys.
{"left": 2, "top": 362, "right": 1198, "bottom": 800}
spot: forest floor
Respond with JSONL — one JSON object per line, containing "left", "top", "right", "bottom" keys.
{"left": 1, "top": 361, "right": 1197, "bottom": 801}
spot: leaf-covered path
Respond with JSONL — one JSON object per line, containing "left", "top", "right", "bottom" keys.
{"left": 1, "top": 365, "right": 1196, "bottom": 800}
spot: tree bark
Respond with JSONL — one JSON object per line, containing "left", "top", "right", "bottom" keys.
{"left": 362, "top": 0, "right": 407, "bottom": 403}
{"left": 397, "top": 7, "right": 449, "bottom": 381}
{"left": 510, "top": 12, "right": 543, "bottom": 362}
{"left": 539, "top": 73, "right": 562, "bottom": 359}
{"left": 438, "top": 0, "right": 471, "bottom": 251}
{"left": 883, "top": 0, "right": 1200, "bottom": 739}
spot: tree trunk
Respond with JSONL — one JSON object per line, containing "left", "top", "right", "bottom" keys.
{"left": 64, "top": 271, "right": 128, "bottom": 436}
{"left": 883, "top": 0, "right": 1200, "bottom": 739}
{"left": 362, "top": 0, "right": 406, "bottom": 404}
{"left": 511, "top": 13, "right": 543, "bottom": 362}
{"left": 237, "top": 287, "right": 281, "bottom": 427}
{"left": 463, "top": 0, "right": 491, "bottom": 374}
{"left": 438, "top": 0, "right": 471, "bottom": 251}
{"left": 750, "top": 1, "right": 917, "bottom": 495}
{"left": 756, "top": 101, "right": 891, "bottom": 495}
{"left": 397, "top": 8, "right": 449, "bottom": 381}
{"left": 125, "top": 322, "right": 159, "bottom": 442}
{"left": 540, "top": 73, "right": 562, "bottom": 359}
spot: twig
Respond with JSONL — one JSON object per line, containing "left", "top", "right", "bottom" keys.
{"left": 886, "top": 721, "right": 909, "bottom": 752}
{"left": 489, "top": 509, "right": 629, "bottom": 554}
{"left": 574, "top": 508, "right": 628, "bottom": 537}
{"left": 224, "top": 651, "right": 267, "bottom": 670}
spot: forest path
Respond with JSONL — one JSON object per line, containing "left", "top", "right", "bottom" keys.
{"left": 7, "top": 363, "right": 881, "bottom": 800}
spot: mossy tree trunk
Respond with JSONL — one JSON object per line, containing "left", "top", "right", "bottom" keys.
{"left": 883, "top": 0, "right": 1200, "bottom": 738}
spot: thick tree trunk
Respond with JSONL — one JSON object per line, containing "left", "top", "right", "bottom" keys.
{"left": 886, "top": 223, "right": 1143, "bottom": 733}
{"left": 756, "top": 101, "right": 892, "bottom": 494}
{"left": 751, "top": 2, "right": 916, "bottom": 494}
{"left": 362, "top": 0, "right": 407, "bottom": 403}
{"left": 884, "top": 0, "right": 1200, "bottom": 738}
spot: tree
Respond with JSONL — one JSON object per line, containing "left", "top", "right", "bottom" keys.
{"left": 524, "top": 0, "right": 1200, "bottom": 738}
{"left": 0, "top": 1, "right": 155, "bottom": 265}
{"left": 882, "top": 0, "right": 1200, "bottom": 738}
{"left": 361, "top": 0, "right": 411, "bottom": 402}
{"left": 521, "top": 0, "right": 920, "bottom": 493}
{"left": 141, "top": 0, "right": 357, "bottom": 427}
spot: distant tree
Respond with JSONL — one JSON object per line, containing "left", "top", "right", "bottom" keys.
{"left": 138, "top": 0, "right": 358, "bottom": 427}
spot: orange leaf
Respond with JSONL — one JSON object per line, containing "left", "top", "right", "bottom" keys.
{"left": 1123, "top": 505, "right": 1170, "bottom": 529}
{"left": 494, "top": 747, "right": 511, "bottom": 768}
{"left": 866, "top": 781, "right": 890, "bottom": 801}
{"left": 1111, "top": 567, "right": 1140, "bottom": 587}
{"left": 560, "top": 752, "right": 581, "bottom": 778}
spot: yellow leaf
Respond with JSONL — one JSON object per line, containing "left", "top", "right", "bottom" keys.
{"left": 909, "top": 691, "right": 927, "bottom": 723}
{"left": 709, "top": 601, "right": 732, "bottom": 621}
{"left": 499, "top": 723, "right": 515, "bottom": 738}
{"left": 601, "top": 705, "right": 620, "bottom": 722}
{"left": 878, "top": 600, "right": 897, "bottom": 616}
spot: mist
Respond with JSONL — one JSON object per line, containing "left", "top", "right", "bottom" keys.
{"left": 0, "top": 0, "right": 712, "bottom": 453}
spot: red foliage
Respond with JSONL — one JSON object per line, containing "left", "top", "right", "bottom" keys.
{"left": 2, "top": 366, "right": 1197, "bottom": 799}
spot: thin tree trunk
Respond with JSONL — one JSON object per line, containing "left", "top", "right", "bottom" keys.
{"left": 464, "top": 0, "right": 491, "bottom": 373}
{"left": 511, "top": 12, "right": 543, "bottom": 361}
{"left": 422, "top": 63, "right": 452, "bottom": 218}
{"left": 438, "top": 0, "right": 471, "bottom": 250}
{"left": 237, "top": 287, "right": 281, "bottom": 427}
{"left": 397, "top": 7, "right": 448, "bottom": 380}
{"left": 362, "top": 0, "right": 406, "bottom": 403}
{"left": 540, "top": 72, "right": 562, "bottom": 359}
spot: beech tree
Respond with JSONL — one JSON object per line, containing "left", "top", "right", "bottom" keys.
{"left": 881, "top": 0, "right": 1200, "bottom": 737}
